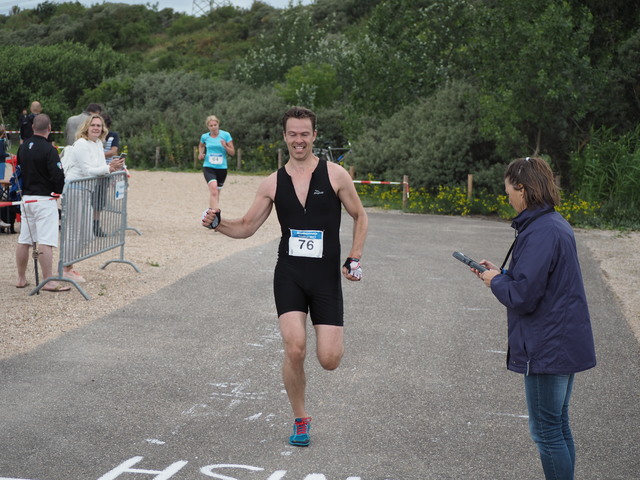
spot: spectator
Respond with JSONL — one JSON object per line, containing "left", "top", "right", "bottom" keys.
{"left": 0, "top": 125, "right": 9, "bottom": 229}
{"left": 17, "top": 108, "right": 28, "bottom": 129}
{"left": 61, "top": 114, "right": 124, "bottom": 282}
{"left": 0, "top": 124, "right": 8, "bottom": 181}
{"left": 91, "top": 114, "right": 121, "bottom": 237}
{"left": 65, "top": 103, "right": 102, "bottom": 146}
{"left": 102, "top": 114, "right": 120, "bottom": 165}
{"left": 19, "top": 101, "right": 42, "bottom": 143}
{"left": 472, "top": 156, "right": 596, "bottom": 480}
{"left": 15, "top": 114, "right": 69, "bottom": 292}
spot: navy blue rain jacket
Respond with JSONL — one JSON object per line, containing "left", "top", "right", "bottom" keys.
{"left": 491, "top": 207, "right": 596, "bottom": 375}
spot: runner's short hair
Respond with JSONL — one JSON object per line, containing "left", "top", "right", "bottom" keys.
{"left": 282, "top": 106, "right": 316, "bottom": 132}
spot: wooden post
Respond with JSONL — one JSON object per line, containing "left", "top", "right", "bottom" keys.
{"left": 237, "top": 148, "right": 242, "bottom": 170}
{"left": 278, "top": 148, "right": 283, "bottom": 169}
{"left": 193, "top": 146, "right": 198, "bottom": 170}
{"left": 155, "top": 146, "right": 160, "bottom": 169}
{"left": 467, "top": 174, "right": 473, "bottom": 201}
{"left": 402, "top": 175, "right": 409, "bottom": 210}
{"left": 349, "top": 165, "right": 355, "bottom": 179}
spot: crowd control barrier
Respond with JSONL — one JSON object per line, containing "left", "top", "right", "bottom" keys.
{"left": 31, "top": 171, "right": 140, "bottom": 299}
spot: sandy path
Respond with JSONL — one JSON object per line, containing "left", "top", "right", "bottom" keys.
{"left": 0, "top": 170, "right": 280, "bottom": 359}
{"left": 1, "top": 170, "right": 638, "bottom": 359}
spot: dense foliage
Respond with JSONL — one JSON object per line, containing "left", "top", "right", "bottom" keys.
{"left": 0, "top": 0, "right": 638, "bottom": 227}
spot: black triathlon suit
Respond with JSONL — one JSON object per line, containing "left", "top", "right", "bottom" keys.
{"left": 273, "top": 159, "right": 344, "bottom": 326}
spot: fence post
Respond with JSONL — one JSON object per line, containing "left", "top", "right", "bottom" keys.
{"left": 349, "top": 166, "right": 355, "bottom": 179}
{"left": 467, "top": 174, "right": 473, "bottom": 202}
{"left": 155, "top": 146, "right": 160, "bottom": 169}
{"left": 278, "top": 148, "right": 283, "bottom": 169}
{"left": 193, "top": 146, "right": 198, "bottom": 169}
{"left": 402, "top": 175, "right": 409, "bottom": 210}
{"left": 237, "top": 148, "right": 242, "bottom": 170}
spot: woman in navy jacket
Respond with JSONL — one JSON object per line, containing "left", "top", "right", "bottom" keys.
{"left": 476, "top": 157, "right": 596, "bottom": 480}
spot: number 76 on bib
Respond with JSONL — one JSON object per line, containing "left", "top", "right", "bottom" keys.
{"left": 288, "top": 229, "right": 324, "bottom": 258}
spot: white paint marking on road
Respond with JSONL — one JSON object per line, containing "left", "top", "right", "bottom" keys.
{"left": 200, "top": 463, "right": 263, "bottom": 478}
{"left": 146, "top": 438, "right": 166, "bottom": 445}
{"left": 97, "top": 456, "right": 188, "bottom": 480}
{"left": 266, "top": 471, "right": 287, "bottom": 480}
{"left": 182, "top": 382, "right": 267, "bottom": 418}
{"left": 491, "top": 412, "right": 529, "bottom": 419}
{"left": 0, "top": 477, "right": 45, "bottom": 480}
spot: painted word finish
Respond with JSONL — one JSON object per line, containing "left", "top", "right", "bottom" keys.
{"left": 92, "top": 456, "right": 367, "bottom": 480}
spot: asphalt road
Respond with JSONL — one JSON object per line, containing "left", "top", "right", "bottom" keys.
{"left": 1, "top": 211, "right": 638, "bottom": 480}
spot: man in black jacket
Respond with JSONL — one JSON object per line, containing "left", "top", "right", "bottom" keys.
{"left": 15, "top": 114, "right": 69, "bottom": 292}
{"left": 19, "top": 101, "right": 42, "bottom": 143}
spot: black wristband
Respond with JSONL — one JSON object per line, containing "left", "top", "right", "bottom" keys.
{"left": 343, "top": 257, "right": 360, "bottom": 270}
{"left": 205, "top": 210, "right": 221, "bottom": 229}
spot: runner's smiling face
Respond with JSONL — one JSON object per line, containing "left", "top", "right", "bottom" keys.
{"left": 284, "top": 117, "right": 316, "bottom": 161}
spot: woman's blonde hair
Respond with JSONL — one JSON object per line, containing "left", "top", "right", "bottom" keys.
{"left": 76, "top": 114, "right": 107, "bottom": 142}
{"left": 206, "top": 115, "right": 220, "bottom": 126}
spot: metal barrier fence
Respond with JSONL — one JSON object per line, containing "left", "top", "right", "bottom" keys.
{"left": 32, "top": 171, "right": 140, "bottom": 299}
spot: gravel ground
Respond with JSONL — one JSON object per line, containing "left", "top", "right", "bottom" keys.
{"left": 0, "top": 170, "right": 281, "bottom": 359}
{"left": 1, "top": 170, "right": 638, "bottom": 359}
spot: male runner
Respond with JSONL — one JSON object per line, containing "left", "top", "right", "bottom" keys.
{"left": 202, "top": 106, "right": 368, "bottom": 446}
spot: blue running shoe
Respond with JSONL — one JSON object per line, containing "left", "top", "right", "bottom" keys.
{"left": 289, "top": 417, "right": 311, "bottom": 447}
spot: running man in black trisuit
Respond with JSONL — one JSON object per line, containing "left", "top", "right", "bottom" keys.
{"left": 202, "top": 106, "right": 368, "bottom": 447}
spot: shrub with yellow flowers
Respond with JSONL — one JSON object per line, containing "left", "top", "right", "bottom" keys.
{"left": 356, "top": 183, "right": 601, "bottom": 227}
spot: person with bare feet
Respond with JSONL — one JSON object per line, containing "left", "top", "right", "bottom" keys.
{"left": 202, "top": 106, "right": 368, "bottom": 446}
{"left": 15, "top": 114, "right": 70, "bottom": 292}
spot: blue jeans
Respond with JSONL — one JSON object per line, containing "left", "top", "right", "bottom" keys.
{"left": 524, "top": 374, "right": 576, "bottom": 480}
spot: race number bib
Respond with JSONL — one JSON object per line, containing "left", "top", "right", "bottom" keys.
{"left": 288, "top": 229, "right": 324, "bottom": 258}
{"left": 208, "top": 153, "right": 223, "bottom": 165}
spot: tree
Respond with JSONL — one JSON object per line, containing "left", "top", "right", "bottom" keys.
{"left": 342, "top": 0, "right": 475, "bottom": 118}
{"left": 82, "top": 70, "right": 289, "bottom": 169}
{"left": 350, "top": 81, "right": 501, "bottom": 191}
{"left": 234, "top": 5, "right": 337, "bottom": 86}
{"left": 0, "top": 42, "right": 128, "bottom": 128}
{"left": 276, "top": 63, "right": 342, "bottom": 109}
{"left": 467, "top": 0, "right": 595, "bottom": 176}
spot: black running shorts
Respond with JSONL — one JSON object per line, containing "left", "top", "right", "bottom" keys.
{"left": 273, "top": 260, "right": 344, "bottom": 326}
{"left": 203, "top": 167, "right": 227, "bottom": 187}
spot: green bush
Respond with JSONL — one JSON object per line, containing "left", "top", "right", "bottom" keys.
{"left": 349, "top": 81, "right": 502, "bottom": 191}
{"left": 570, "top": 125, "right": 640, "bottom": 227}
{"left": 0, "top": 42, "right": 128, "bottom": 128}
{"left": 85, "top": 71, "right": 291, "bottom": 171}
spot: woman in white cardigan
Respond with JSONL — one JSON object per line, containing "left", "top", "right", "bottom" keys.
{"left": 61, "top": 114, "right": 124, "bottom": 283}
